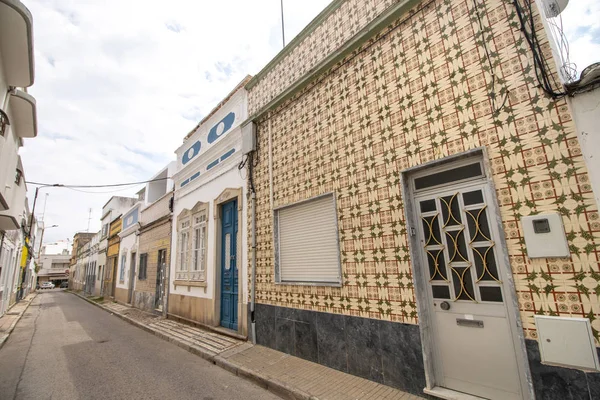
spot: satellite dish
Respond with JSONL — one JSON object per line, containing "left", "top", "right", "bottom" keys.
{"left": 542, "top": 0, "right": 569, "bottom": 18}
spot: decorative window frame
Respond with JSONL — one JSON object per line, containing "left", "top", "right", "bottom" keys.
{"left": 174, "top": 201, "right": 209, "bottom": 287}
{"left": 119, "top": 250, "right": 127, "bottom": 283}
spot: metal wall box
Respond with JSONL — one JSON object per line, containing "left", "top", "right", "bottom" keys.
{"left": 521, "top": 213, "right": 569, "bottom": 258}
{"left": 534, "top": 315, "right": 600, "bottom": 371}
{"left": 241, "top": 122, "right": 256, "bottom": 155}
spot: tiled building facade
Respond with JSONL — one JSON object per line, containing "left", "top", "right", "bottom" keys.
{"left": 246, "top": 0, "right": 600, "bottom": 399}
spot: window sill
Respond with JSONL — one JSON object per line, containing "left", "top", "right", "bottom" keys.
{"left": 174, "top": 280, "right": 207, "bottom": 288}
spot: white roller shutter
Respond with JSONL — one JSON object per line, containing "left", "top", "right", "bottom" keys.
{"left": 276, "top": 193, "right": 341, "bottom": 284}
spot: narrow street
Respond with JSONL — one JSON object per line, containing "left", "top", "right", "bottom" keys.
{"left": 0, "top": 292, "right": 279, "bottom": 400}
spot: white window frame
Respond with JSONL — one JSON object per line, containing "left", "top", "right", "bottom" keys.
{"left": 191, "top": 213, "right": 207, "bottom": 280}
{"left": 119, "top": 252, "right": 127, "bottom": 282}
{"left": 274, "top": 192, "right": 342, "bottom": 286}
{"left": 178, "top": 220, "right": 190, "bottom": 272}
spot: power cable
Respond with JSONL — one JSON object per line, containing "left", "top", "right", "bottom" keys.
{"left": 25, "top": 177, "right": 171, "bottom": 189}
{"left": 470, "top": 0, "right": 510, "bottom": 115}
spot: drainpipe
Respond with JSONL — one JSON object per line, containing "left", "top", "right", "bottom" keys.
{"left": 250, "top": 189, "right": 257, "bottom": 344}
{"left": 249, "top": 116, "right": 266, "bottom": 344}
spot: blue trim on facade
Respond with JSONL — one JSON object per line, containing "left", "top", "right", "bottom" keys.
{"left": 122, "top": 207, "right": 139, "bottom": 230}
{"left": 207, "top": 112, "right": 235, "bottom": 144}
{"left": 207, "top": 159, "right": 219, "bottom": 170}
{"left": 190, "top": 171, "right": 200, "bottom": 181}
{"left": 220, "top": 148, "right": 235, "bottom": 161}
{"left": 180, "top": 178, "right": 190, "bottom": 187}
{"left": 182, "top": 140, "right": 202, "bottom": 165}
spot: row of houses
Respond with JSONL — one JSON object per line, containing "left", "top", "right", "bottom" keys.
{"left": 0, "top": 0, "right": 41, "bottom": 316}
{"left": 68, "top": 0, "right": 600, "bottom": 399}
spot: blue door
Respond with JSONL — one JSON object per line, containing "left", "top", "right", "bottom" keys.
{"left": 220, "top": 199, "right": 238, "bottom": 330}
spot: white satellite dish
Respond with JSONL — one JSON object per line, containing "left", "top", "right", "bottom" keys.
{"left": 542, "top": 0, "right": 569, "bottom": 18}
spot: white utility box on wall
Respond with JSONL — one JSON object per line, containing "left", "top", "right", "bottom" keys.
{"left": 534, "top": 315, "right": 600, "bottom": 371}
{"left": 521, "top": 213, "right": 569, "bottom": 258}
{"left": 241, "top": 122, "right": 257, "bottom": 155}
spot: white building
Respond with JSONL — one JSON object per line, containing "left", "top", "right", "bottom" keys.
{"left": 37, "top": 253, "right": 70, "bottom": 286}
{"left": 0, "top": 0, "right": 37, "bottom": 231}
{"left": 0, "top": 0, "right": 38, "bottom": 314}
{"left": 40, "top": 240, "right": 71, "bottom": 256}
{"left": 99, "top": 196, "right": 137, "bottom": 297}
{"left": 169, "top": 76, "right": 250, "bottom": 336}
{"left": 114, "top": 202, "right": 142, "bottom": 304}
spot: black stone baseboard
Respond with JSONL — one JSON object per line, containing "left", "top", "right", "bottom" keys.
{"left": 253, "top": 304, "right": 600, "bottom": 399}
{"left": 253, "top": 303, "right": 426, "bottom": 396}
{"left": 526, "top": 339, "right": 600, "bottom": 400}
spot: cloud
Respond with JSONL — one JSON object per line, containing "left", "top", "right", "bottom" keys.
{"left": 22, "top": 0, "right": 332, "bottom": 244}
{"left": 559, "top": 0, "right": 600, "bottom": 77}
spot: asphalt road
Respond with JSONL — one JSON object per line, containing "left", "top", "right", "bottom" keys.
{"left": 0, "top": 291, "right": 279, "bottom": 400}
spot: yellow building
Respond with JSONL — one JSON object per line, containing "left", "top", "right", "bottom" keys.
{"left": 104, "top": 217, "right": 121, "bottom": 298}
{"left": 244, "top": 1, "right": 600, "bottom": 399}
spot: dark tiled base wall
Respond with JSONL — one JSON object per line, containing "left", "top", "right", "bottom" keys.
{"left": 526, "top": 339, "right": 600, "bottom": 400}
{"left": 253, "top": 304, "right": 600, "bottom": 399}
{"left": 253, "top": 303, "right": 427, "bottom": 396}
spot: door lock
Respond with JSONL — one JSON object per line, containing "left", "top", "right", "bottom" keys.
{"left": 440, "top": 301, "right": 451, "bottom": 311}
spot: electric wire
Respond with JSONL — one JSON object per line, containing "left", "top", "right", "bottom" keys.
{"left": 470, "top": 0, "right": 510, "bottom": 116}
{"left": 25, "top": 177, "right": 171, "bottom": 189}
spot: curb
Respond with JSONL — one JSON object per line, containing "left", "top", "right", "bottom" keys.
{"left": 0, "top": 293, "right": 38, "bottom": 350}
{"left": 70, "top": 291, "right": 318, "bottom": 400}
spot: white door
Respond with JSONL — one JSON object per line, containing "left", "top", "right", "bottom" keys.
{"left": 411, "top": 160, "right": 525, "bottom": 399}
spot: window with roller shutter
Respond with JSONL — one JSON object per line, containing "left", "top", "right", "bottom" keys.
{"left": 274, "top": 193, "right": 342, "bottom": 285}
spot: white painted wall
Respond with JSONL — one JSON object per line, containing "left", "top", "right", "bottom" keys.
{"left": 115, "top": 228, "right": 138, "bottom": 291}
{"left": 568, "top": 89, "right": 600, "bottom": 207}
{"left": 170, "top": 165, "right": 248, "bottom": 303}
{"left": 169, "top": 86, "right": 248, "bottom": 306}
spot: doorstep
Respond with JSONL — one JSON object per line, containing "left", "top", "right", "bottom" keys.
{"left": 166, "top": 312, "right": 247, "bottom": 341}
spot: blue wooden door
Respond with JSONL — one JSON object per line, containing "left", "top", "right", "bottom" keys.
{"left": 220, "top": 200, "right": 238, "bottom": 330}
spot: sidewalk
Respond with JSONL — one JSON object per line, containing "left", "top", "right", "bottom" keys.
{"left": 72, "top": 291, "right": 424, "bottom": 400}
{"left": 0, "top": 292, "right": 37, "bottom": 349}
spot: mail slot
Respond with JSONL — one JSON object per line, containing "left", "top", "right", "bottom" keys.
{"left": 456, "top": 318, "right": 484, "bottom": 328}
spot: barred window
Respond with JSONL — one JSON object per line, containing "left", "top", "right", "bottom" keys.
{"left": 138, "top": 253, "right": 148, "bottom": 280}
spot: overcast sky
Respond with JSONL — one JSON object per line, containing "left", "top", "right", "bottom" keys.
{"left": 21, "top": 0, "right": 599, "bottom": 245}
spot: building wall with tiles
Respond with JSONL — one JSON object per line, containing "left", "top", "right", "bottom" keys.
{"left": 248, "top": 0, "right": 398, "bottom": 116}
{"left": 249, "top": 0, "right": 600, "bottom": 346}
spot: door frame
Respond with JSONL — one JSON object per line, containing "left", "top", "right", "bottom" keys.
{"left": 212, "top": 187, "right": 244, "bottom": 334}
{"left": 128, "top": 252, "right": 136, "bottom": 304}
{"left": 155, "top": 249, "right": 166, "bottom": 310}
{"left": 400, "top": 148, "right": 534, "bottom": 400}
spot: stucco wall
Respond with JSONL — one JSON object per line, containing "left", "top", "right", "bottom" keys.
{"left": 170, "top": 167, "right": 247, "bottom": 303}
{"left": 115, "top": 229, "right": 137, "bottom": 293}
{"left": 249, "top": 0, "right": 600, "bottom": 343}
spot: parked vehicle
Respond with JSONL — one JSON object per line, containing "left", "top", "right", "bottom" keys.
{"left": 40, "top": 282, "right": 55, "bottom": 289}
{"left": 60, "top": 282, "right": 68, "bottom": 288}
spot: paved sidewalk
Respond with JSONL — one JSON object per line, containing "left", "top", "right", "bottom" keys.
{"left": 72, "top": 291, "right": 423, "bottom": 400}
{"left": 0, "top": 292, "right": 37, "bottom": 349}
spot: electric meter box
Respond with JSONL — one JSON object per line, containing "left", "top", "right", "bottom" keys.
{"left": 521, "top": 213, "right": 569, "bottom": 258}
{"left": 242, "top": 122, "right": 256, "bottom": 155}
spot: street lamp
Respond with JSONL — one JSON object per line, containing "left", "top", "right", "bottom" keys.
{"left": 38, "top": 224, "right": 58, "bottom": 256}
{"left": 28, "top": 184, "right": 63, "bottom": 238}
